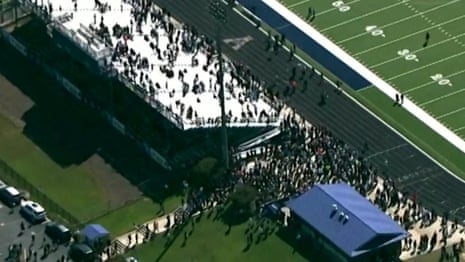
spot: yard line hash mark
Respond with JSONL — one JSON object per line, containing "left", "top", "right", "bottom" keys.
{"left": 336, "top": 0, "right": 460, "bottom": 44}
{"left": 366, "top": 30, "right": 465, "bottom": 69}
{"left": 321, "top": 1, "right": 409, "bottom": 32}
{"left": 402, "top": 0, "right": 465, "bottom": 48}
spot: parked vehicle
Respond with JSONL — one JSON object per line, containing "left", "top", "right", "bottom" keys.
{"left": 69, "top": 243, "right": 95, "bottom": 262}
{"left": 20, "top": 200, "right": 46, "bottom": 224}
{"left": 45, "top": 222, "right": 71, "bottom": 244}
{"left": 0, "top": 186, "right": 21, "bottom": 207}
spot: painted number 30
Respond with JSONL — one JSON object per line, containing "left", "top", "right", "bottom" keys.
{"left": 332, "top": 1, "right": 351, "bottom": 12}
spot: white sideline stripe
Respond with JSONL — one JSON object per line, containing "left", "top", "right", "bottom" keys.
{"left": 336, "top": 0, "right": 460, "bottom": 44}
{"left": 287, "top": 0, "right": 311, "bottom": 8}
{"left": 405, "top": 69, "right": 465, "bottom": 93}
{"left": 387, "top": 49, "right": 465, "bottom": 81}
{"left": 246, "top": 0, "right": 465, "bottom": 184}
{"left": 420, "top": 88, "right": 465, "bottom": 106}
{"left": 356, "top": 20, "right": 465, "bottom": 58}
{"left": 320, "top": 0, "right": 409, "bottom": 32}
{"left": 437, "top": 107, "right": 465, "bottom": 120}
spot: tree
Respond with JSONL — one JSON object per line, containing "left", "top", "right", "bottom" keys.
{"left": 188, "top": 157, "right": 219, "bottom": 189}
{"left": 229, "top": 184, "right": 258, "bottom": 216}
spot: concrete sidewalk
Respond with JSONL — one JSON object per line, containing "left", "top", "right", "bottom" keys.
{"left": 101, "top": 212, "right": 177, "bottom": 261}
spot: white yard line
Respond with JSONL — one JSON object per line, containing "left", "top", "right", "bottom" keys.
{"left": 289, "top": 0, "right": 361, "bottom": 16}
{"left": 437, "top": 107, "right": 465, "bottom": 120}
{"left": 454, "top": 126, "right": 465, "bottom": 132}
{"left": 402, "top": 0, "right": 465, "bottom": 49}
{"left": 287, "top": 0, "right": 311, "bottom": 9}
{"left": 336, "top": 0, "right": 460, "bottom": 44}
{"left": 317, "top": 0, "right": 361, "bottom": 16}
{"left": 356, "top": 22, "right": 465, "bottom": 58}
{"left": 321, "top": 1, "right": 409, "bottom": 32}
{"left": 420, "top": 88, "right": 465, "bottom": 106}
{"left": 405, "top": 69, "right": 465, "bottom": 93}
{"left": 387, "top": 49, "right": 465, "bottom": 81}
{"left": 369, "top": 31, "right": 465, "bottom": 69}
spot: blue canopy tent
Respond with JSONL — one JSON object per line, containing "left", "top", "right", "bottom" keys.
{"left": 82, "top": 224, "right": 110, "bottom": 246}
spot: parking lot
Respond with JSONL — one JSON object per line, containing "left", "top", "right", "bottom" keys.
{"left": 0, "top": 203, "right": 69, "bottom": 261}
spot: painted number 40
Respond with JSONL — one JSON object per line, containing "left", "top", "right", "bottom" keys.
{"left": 332, "top": 1, "right": 351, "bottom": 12}
{"left": 430, "top": 74, "right": 452, "bottom": 86}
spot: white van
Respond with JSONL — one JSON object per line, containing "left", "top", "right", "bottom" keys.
{"left": 20, "top": 200, "right": 46, "bottom": 223}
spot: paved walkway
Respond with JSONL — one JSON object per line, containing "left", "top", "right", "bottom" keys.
{"left": 368, "top": 177, "right": 465, "bottom": 260}
{"left": 101, "top": 212, "right": 177, "bottom": 261}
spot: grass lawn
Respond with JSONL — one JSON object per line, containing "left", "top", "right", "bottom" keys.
{"left": 126, "top": 214, "right": 307, "bottom": 262}
{"left": 93, "top": 196, "right": 181, "bottom": 237}
{"left": 0, "top": 112, "right": 108, "bottom": 222}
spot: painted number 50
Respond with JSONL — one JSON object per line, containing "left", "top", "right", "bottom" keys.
{"left": 332, "top": 1, "right": 351, "bottom": 12}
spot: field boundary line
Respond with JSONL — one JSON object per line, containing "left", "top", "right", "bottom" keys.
{"left": 356, "top": 21, "right": 465, "bottom": 58}
{"left": 239, "top": 0, "right": 465, "bottom": 183}
{"left": 321, "top": 0, "right": 409, "bottom": 32}
{"left": 420, "top": 89, "right": 465, "bottom": 106}
{"left": 405, "top": 69, "right": 465, "bottom": 93}
{"left": 387, "top": 49, "right": 465, "bottom": 81}
{"left": 336, "top": 0, "right": 460, "bottom": 44}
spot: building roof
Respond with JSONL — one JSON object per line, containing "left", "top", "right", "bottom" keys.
{"left": 287, "top": 183, "right": 409, "bottom": 258}
{"left": 82, "top": 224, "right": 109, "bottom": 242}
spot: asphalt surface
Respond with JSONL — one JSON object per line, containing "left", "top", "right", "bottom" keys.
{"left": 0, "top": 202, "right": 68, "bottom": 261}
{"left": 153, "top": 0, "right": 465, "bottom": 221}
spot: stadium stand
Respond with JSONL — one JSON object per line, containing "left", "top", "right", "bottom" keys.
{"left": 3, "top": 0, "right": 465, "bottom": 261}
{"left": 33, "top": 0, "right": 280, "bottom": 130}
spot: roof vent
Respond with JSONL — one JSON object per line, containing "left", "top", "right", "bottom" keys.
{"left": 332, "top": 204, "right": 338, "bottom": 210}
{"left": 343, "top": 215, "right": 349, "bottom": 225}
{"left": 338, "top": 211, "right": 345, "bottom": 221}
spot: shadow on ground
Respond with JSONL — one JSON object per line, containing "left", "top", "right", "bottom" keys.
{"left": 0, "top": 37, "right": 184, "bottom": 216}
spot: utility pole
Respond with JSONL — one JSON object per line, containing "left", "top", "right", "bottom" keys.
{"left": 208, "top": 0, "right": 229, "bottom": 169}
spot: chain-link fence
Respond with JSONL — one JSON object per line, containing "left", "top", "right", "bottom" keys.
{"left": 0, "top": 158, "right": 82, "bottom": 229}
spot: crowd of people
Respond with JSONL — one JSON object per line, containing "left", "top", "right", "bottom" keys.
{"left": 96, "top": 0, "right": 279, "bottom": 128}
{"left": 19, "top": 0, "right": 465, "bottom": 260}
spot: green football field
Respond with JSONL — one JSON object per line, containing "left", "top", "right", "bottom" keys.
{"left": 273, "top": 0, "right": 465, "bottom": 176}
{"left": 284, "top": 0, "right": 465, "bottom": 134}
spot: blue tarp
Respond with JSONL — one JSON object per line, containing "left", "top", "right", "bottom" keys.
{"left": 82, "top": 224, "right": 110, "bottom": 242}
{"left": 287, "top": 183, "right": 409, "bottom": 258}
